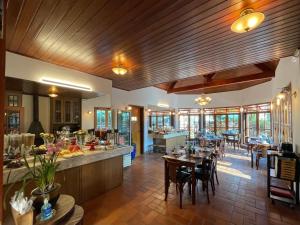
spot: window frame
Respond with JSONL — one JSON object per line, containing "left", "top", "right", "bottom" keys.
{"left": 94, "top": 107, "right": 113, "bottom": 129}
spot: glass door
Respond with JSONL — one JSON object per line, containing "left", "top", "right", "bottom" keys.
{"left": 117, "top": 111, "right": 131, "bottom": 145}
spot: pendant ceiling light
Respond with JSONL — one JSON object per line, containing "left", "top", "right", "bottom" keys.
{"left": 48, "top": 86, "right": 58, "bottom": 98}
{"left": 112, "top": 65, "right": 127, "bottom": 75}
{"left": 231, "top": 8, "right": 265, "bottom": 33}
{"left": 195, "top": 95, "right": 212, "bottom": 106}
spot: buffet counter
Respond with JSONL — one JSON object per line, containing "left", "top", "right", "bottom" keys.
{"left": 152, "top": 131, "right": 188, "bottom": 153}
{"left": 3, "top": 145, "right": 132, "bottom": 204}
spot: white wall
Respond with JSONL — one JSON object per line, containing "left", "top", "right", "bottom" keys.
{"left": 22, "top": 95, "right": 33, "bottom": 132}
{"left": 21, "top": 95, "right": 50, "bottom": 133}
{"left": 81, "top": 94, "right": 111, "bottom": 130}
{"left": 176, "top": 81, "right": 273, "bottom": 109}
{"left": 5, "top": 52, "right": 112, "bottom": 95}
{"left": 112, "top": 87, "right": 177, "bottom": 109}
{"left": 272, "top": 57, "right": 300, "bottom": 153}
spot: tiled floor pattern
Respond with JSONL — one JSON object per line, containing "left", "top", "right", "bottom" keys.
{"left": 83, "top": 148, "right": 300, "bottom": 225}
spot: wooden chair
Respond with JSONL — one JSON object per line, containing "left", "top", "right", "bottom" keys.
{"left": 255, "top": 144, "right": 269, "bottom": 170}
{"left": 164, "top": 158, "right": 192, "bottom": 208}
{"left": 270, "top": 156, "right": 299, "bottom": 206}
{"left": 195, "top": 158, "right": 214, "bottom": 203}
{"left": 218, "top": 140, "right": 225, "bottom": 159}
{"left": 211, "top": 153, "right": 220, "bottom": 185}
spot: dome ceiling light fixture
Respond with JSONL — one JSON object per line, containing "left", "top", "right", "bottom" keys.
{"left": 112, "top": 65, "right": 127, "bottom": 75}
{"left": 195, "top": 94, "right": 212, "bottom": 106}
{"left": 231, "top": 8, "right": 265, "bottom": 33}
{"left": 48, "top": 86, "right": 58, "bottom": 98}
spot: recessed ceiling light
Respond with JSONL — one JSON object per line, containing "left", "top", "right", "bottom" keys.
{"left": 231, "top": 8, "right": 265, "bottom": 33}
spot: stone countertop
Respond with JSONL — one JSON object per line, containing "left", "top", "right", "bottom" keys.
{"left": 152, "top": 131, "right": 189, "bottom": 139}
{"left": 3, "top": 145, "right": 132, "bottom": 185}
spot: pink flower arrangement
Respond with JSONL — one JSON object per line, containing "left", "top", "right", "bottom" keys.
{"left": 46, "top": 141, "right": 63, "bottom": 154}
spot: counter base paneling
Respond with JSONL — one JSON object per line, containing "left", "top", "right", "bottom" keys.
{"left": 3, "top": 146, "right": 132, "bottom": 218}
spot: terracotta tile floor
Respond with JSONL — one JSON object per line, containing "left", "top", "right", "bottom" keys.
{"left": 83, "top": 148, "right": 300, "bottom": 225}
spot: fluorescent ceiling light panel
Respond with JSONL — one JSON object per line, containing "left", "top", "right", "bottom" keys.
{"left": 40, "top": 77, "right": 92, "bottom": 92}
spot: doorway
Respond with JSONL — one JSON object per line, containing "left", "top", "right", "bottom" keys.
{"left": 130, "top": 105, "right": 144, "bottom": 156}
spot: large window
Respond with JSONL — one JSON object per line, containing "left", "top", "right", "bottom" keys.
{"left": 245, "top": 113, "right": 257, "bottom": 137}
{"left": 204, "top": 115, "right": 214, "bottom": 133}
{"left": 228, "top": 114, "right": 240, "bottom": 132}
{"left": 203, "top": 107, "right": 241, "bottom": 135}
{"left": 244, "top": 103, "right": 271, "bottom": 138}
{"left": 189, "top": 115, "right": 200, "bottom": 138}
{"left": 179, "top": 115, "right": 189, "bottom": 130}
{"left": 95, "top": 108, "right": 112, "bottom": 129}
{"left": 259, "top": 112, "right": 271, "bottom": 136}
{"left": 216, "top": 115, "right": 226, "bottom": 135}
{"left": 149, "top": 112, "right": 173, "bottom": 129}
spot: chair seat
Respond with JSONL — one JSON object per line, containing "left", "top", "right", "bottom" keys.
{"left": 176, "top": 171, "right": 191, "bottom": 182}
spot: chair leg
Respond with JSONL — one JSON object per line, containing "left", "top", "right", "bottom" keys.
{"left": 179, "top": 183, "right": 183, "bottom": 209}
{"left": 202, "top": 181, "right": 205, "bottom": 191}
{"left": 210, "top": 179, "right": 215, "bottom": 196}
{"left": 165, "top": 181, "right": 169, "bottom": 201}
{"left": 206, "top": 182, "right": 210, "bottom": 203}
{"left": 215, "top": 171, "right": 219, "bottom": 185}
{"left": 256, "top": 155, "right": 260, "bottom": 170}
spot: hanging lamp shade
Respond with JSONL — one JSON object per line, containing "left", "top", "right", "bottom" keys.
{"left": 231, "top": 8, "right": 265, "bottom": 33}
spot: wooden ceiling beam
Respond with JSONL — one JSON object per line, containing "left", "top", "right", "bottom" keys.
{"left": 203, "top": 73, "right": 215, "bottom": 82}
{"left": 167, "top": 71, "right": 275, "bottom": 94}
{"left": 168, "top": 81, "right": 177, "bottom": 91}
{"left": 254, "top": 62, "right": 273, "bottom": 72}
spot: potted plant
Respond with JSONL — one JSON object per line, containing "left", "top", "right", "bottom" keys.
{"left": 23, "top": 142, "right": 62, "bottom": 213}
{"left": 10, "top": 191, "right": 34, "bottom": 225}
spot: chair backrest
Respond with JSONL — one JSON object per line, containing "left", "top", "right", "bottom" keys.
{"left": 165, "top": 158, "right": 182, "bottom": 183}
{"left": 257, "top": 144, "right": 269, "bottom": 157}
{"left": 278, "top": 157, "right": 297, "bottom": 181}
{"left": 201, "top": 158, "right": 213, "bottom": 180}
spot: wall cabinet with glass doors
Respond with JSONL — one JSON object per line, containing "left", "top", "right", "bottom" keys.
{"left": 51, "top": 97, "right": 81, "bottom": 125}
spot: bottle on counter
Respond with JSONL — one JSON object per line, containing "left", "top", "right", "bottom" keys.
{"left": 40, "top": 197, "right": 53, "bottom": 221}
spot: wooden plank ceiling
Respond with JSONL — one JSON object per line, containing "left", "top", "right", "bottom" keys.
{"left": 6, "top": 0, "right": 300, "bottom": 91}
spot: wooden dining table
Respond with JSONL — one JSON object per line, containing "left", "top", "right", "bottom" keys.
{"left": 222, "top": 133, "right": 239, "bottom": 150}
{"left": 162, "top": 150, "right": 212, "bottom": 205}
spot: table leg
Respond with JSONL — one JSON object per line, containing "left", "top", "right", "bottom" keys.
{"left": 251, "top": 147, "right": 254, "bottom": 168}
{"left": 192, "top": 168, "right": 196, "bottom": 205}
{"left": 267, "top": 155, "right": 270, "bottom": 197}
{"left": 164, "top": 161, "right": 168, "bottom": 201}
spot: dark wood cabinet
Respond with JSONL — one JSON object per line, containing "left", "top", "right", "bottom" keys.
{"left": 50, "top": 97, "right": 81, "bottom": 131}
{"left": 55, "top": 167, "right": 82, "bottom": 204}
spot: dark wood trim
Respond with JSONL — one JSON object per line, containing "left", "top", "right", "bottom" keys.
{"left": 168, "top": 72, "right": 275, "bottom": 93}
{"left": 140, "top": 107, "right": 144, "bottom": 154}
{"left": 0, "top": 0, "right": 6, "bottom": 221}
